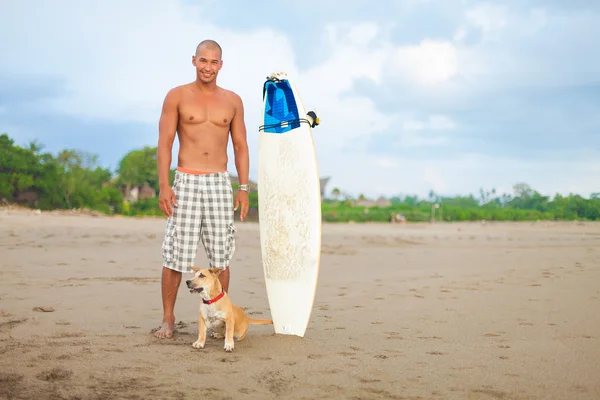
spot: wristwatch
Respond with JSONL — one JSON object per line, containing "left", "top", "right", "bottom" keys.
{"left": 238, "top": 184, "right": 249, "bottom": 192}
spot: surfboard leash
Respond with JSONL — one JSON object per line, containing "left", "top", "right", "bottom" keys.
{"left": 259, "top": 114, "right": 319, "bottom": 132}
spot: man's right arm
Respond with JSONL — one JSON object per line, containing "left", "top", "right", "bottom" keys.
{"left": 157, "top": 88, "right": 179, "bottom": 189}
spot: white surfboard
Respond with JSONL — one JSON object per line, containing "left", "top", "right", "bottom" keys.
{"left": 257, "top": 72, "right": 322, "bottom": 337}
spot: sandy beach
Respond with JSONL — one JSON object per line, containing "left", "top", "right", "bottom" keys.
{"left": 1, "top": 209, "right": 599, "bottom": 399}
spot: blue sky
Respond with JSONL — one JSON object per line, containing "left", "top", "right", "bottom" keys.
{"left": 1, "top": 0, "right": 599, "bottom": 199}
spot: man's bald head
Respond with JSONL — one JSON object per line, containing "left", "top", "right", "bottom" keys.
{"left": 195, "top": 40, "right": 222, "bottom": 59}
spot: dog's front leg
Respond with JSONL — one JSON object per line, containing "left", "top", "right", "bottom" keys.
{"left": 192, "top": 313, "right": 207, "bottom": 349}
{"left": 224, "top": 315, "right": 235, "bottom": 352}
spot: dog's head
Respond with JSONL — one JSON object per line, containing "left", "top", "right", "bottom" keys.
{"left": 185, "top": 267, "right": 223, "bottom": 295}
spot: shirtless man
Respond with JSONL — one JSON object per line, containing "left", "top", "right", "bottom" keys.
{"left": 154, "top": 40, "right": 250, "bottom": 339}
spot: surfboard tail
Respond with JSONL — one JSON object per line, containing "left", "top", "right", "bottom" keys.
{"left": 247, "top": 318, "right": 274, "bottom": 325}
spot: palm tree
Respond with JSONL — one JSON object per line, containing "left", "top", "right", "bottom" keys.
{"left": 331, "top": 187, "right": 341, "bottom": 201}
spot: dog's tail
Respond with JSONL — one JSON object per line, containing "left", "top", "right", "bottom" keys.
{"left": 247, "top": 317, "right": 273, "bottom": 325}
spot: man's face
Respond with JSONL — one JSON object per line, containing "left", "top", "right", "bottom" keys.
{"left": 192, "top": 46, "right": 223, "bottom": 84}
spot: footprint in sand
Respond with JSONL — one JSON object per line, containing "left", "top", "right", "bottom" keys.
{"left": 483, "top": 333, "right": 503, "bottom": 337}
{"left": 0, "top": 372, "right": 24, "bottom": 396}
{"left": 36, "top": 368, "right": 73, "bottom": 382}
{"left": 0, "top": 318, "right": 28, "bottom": 330}
{"left": 33, "top": 306, "right": 55, "bottom": 312}
{"left": 219, "top": 357, "right": 240, "bottom": 363}
{"left": 386, "top": 332, "right": 404, "bottom": 339}
{"left": 175, "top": 321, "right": 187, "bottom": 329}
{"left": 471, "top": 388, "right": 508, "bottom": 398}
{"left": 518, "top": 320, "right": 534, "bottom": 326}
{"left": 359, "top": 378, "right": 381, "bottom": 383}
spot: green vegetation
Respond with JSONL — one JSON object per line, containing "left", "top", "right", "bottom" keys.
{"left": 2, "top": 132, "right": 599, "bottom": 222}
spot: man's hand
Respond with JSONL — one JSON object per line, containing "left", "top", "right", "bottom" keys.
{"left": 159, "top": 186, "right": 178, "bottom": 217}
{"left": 234, "top": 190, "right": 249, "bottom": 221}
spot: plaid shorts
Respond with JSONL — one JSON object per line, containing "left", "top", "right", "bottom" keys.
{"left": 161, "top": 169, "right": 236, "bottom": 273}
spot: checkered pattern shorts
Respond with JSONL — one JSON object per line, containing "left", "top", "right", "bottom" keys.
{"left": 161, "top": 170, "right": 236, "bottom": 273}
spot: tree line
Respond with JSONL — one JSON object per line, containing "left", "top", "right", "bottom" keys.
{"left": 1, "top": 133, "right": 599, "bottom": 222}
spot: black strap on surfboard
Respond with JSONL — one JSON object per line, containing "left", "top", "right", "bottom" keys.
{"left": 258, "top": 117, "right": 315, "bottom": 132}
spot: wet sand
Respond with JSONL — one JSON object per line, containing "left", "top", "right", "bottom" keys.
{"left": 1, "top": 209, "right": 599, "bottom": 399}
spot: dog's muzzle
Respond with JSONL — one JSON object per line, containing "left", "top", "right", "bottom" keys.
{"left": 185, "top": 280, "right": 203, "bottom": 293}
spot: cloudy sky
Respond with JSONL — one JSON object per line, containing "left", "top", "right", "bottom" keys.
{"left": 1, "top": 0, "right": 599, "bottom": 200}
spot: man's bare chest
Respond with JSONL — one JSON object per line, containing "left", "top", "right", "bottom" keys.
{"left": 179, "top": 98, "right": 235, "bottom": 128}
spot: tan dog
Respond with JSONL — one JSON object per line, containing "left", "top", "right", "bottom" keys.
{"left": 185, "top": 267, "right": 273, "bottom": 352}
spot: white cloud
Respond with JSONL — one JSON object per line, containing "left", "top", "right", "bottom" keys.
{"left": 392, "top": 40, "right": 459, "bottom": 85}
{"left": 402, "top": 115, "right": 456, "bottom": 132}
{"left": 391, "top": 114, "right": 454, "bottom": 149}
{"left": 454, "top": 4, "right": 600, "bottom": 87}
{"left": 465, "top": 3, "right": 508, "bottom": 39}
{"left": 374, "top": 157, "right": 399, "bottom": 169}
{"left": 453, "top": 27, "right": 468, "bottom": 42}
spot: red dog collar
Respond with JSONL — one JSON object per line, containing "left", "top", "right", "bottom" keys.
{"left": 203, "top": 291, "right": 225, "bottom": 305}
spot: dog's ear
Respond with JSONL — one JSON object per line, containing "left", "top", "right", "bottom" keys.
{"left": 189, "top": 266, "right": 201, "bottom": 272}
{"left": 208, "top": 268, "right": 222, "bottom": 276}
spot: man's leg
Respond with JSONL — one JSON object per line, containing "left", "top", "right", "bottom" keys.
{"left": 155, "top": 266, "right": 182, "bottom": 338}
{"left": 155, "top": 170, "right": 196, "bottom": 339}
{"left": 219, "top": 266, "right": 230, "bottom": 293}
{"left": 201, "top": 173, "right": 236, "bottom": 294}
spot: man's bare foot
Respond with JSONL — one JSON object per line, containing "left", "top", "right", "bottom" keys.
{"left": 154, "top": 318, "right": 175, "bottom": 339}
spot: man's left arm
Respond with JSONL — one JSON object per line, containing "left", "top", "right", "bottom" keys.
{"left": 230, "top": 92, "right": 250, "bottom": 221}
